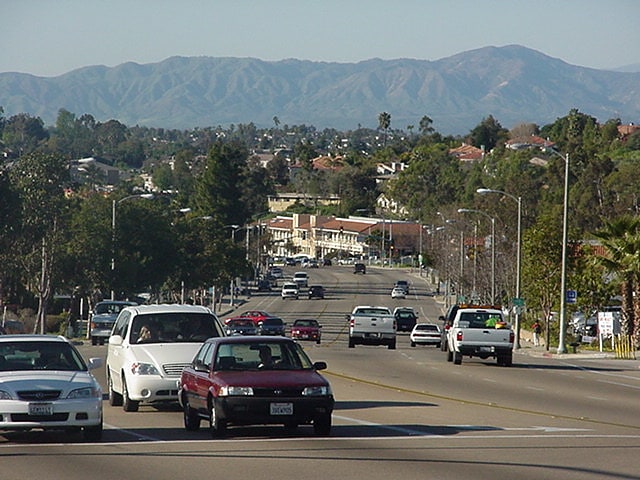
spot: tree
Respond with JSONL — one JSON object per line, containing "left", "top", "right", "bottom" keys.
{"left": 419, "top": 115, "right": 434, "bottom": 136}
{"left": 468, "top": 115, "right": 508, "bottom": 151}
{"left": 378, "top": 112, "right": 391, "bottom": 146}
{"left": 9, "top": 152, "right": 69, "bottom": 333}
{"left": 521, "top": 214, "right": 564, "bottom": 347}
{"left": 593, "top": 216, "right": 640, "bottom": 346}
{"left": 2, "top": 113, "right": 49, "bottom": 155}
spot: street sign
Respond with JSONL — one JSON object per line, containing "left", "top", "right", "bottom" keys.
{"left": 566, "top": 290, "right": 577, "bottom": 304}
{"left": 513, "top": 297, "right": 525, "bottom": 307}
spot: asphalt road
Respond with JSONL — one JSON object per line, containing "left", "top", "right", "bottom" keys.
{"left": 2, "top": 265, "right": 640, "bottom": 479}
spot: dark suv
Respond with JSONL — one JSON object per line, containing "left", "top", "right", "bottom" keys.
{"left": 354, "top": 263, "right": 366, "bottom": 274}
{"left": 257, "top": 317, "right": 286, "bottom": 336}
{"left": 394, "top": 307, "right": 418, "bottom": 332}
{"left": 308, "top": 285, "right": 325, "bottom": 299}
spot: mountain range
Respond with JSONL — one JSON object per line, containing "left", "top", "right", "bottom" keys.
{"left": 1, "top": 45, "right": 639, "bottom": 135}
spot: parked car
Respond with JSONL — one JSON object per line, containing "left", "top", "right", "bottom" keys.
{"left": 257, "top": 317, "right": 286, "bottom": 336}
{"left": 308, "top": 285, "right": 325, "bottom": 299}
{"left": 410, "top": 323, "right": 442, "bottom": 347}
{"left": 106, "top": 304, "right": 225, "bottom": 412}
{"left": 0, "top": 335, "right": 104, "bottom": 441}
{"left": 293, "top": 271, "right": 309, "bottom": 288}
{"left": 178, "top": 336, "right": 334, "bottom": 436}
{"left": 225, "top": 318, "right": 258, "bottom": 336}
{"left": 89, "top": 300, "right": 137, "bottom": 346}
{"left": 353, "top": 263, "right": 366, "bottom": 274}
{"left": 290, "top": 319, "right": 322, "bottom": 344}
{"left": 393, "top": 307, "right": 418, "bottom": 332}
{"left": 281, "top": 282, "right": 299, "bottom": 300}
{"left": 391, "top": 287, "right": 406, "bottom": 299}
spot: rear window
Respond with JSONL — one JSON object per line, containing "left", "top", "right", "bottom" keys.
{"left": 417, "top": 324, "right": 438, "bottom": 332}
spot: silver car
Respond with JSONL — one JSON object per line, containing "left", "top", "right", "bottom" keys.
{"left": 0, "top": 335, "right": 103, "bottom": 441}
{"left": 90, "top": 300, "right": 137, "bottom": 345}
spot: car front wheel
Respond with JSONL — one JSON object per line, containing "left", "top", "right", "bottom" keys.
{"left": 108, "top": 373, "right": 123, "bottom": 407}
{"left": 183, "top": 397, "right": 201, "bottom": 431}
{"left": 209, "top": 399, "right": 227, "bottom": 437}
{"left": 122, "top": 376, "right": 139, "bottom": 412}
{"left": 83, "top": 420, "right": 103, "bottom": 442}
{"left": 313, "top": 414, "right": 332, "bottom": 435}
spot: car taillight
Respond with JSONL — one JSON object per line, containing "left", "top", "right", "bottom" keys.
{"left": 509, "top": 331, "right": 515, "bottom": 343}
{"left": 456, "top": 331, "right": 463, "bottom": 341}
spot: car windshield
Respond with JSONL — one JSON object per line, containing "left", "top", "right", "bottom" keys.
{"left": 214, "top": 341, "right": 314, "bottom": 371}
{"left": 95, "top": 302, "right": 129, "bottom": 315}
{"left": 131, "top": 312, "right": 223, "bottom": 343}
{"left": 0, "top": 341, "right": 86, "bottom": 372}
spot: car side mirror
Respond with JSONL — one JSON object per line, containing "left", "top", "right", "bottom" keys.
{"left": 108, "top": 335, "right": 123, "bottom": 346}
{"left": 87, "top": 357, "right": 103, "bottom": 370}
{"left": 313, "top": 361, "right": 327, "bottom": 370}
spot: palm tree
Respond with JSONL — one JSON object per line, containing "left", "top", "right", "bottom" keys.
{"left": 378, "top": 112, "right": 391, "bottom": 146}
{"left": 594, "top": 216, "right": 640, "bottom": 346}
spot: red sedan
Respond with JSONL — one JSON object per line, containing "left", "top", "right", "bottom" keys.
{"left": 225, "top": 310, "right": 271, "bottom": 325}
{"left": 290, "top": 319, "right": 322, "bottom": 344}
{"left": 178, "top": 336, "right": 334, "bottom": 437}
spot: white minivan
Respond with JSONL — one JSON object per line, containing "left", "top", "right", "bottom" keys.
{"left": 106, "top": 304, "right": 225, "bottom": 411}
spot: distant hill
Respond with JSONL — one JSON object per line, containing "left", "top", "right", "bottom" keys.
{"left": 1, "top": 45, "right": 639, "bottom": 135}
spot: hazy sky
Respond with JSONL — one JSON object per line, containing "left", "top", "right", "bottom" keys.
{"left": 3, "top": 0, "right": 639, "bottom": 77}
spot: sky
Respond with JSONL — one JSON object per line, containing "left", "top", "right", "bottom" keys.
{"left": 2, "top": 0, "right": 640, "bottom": 77}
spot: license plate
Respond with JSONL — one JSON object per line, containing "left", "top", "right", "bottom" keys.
{"left": 270, "top": 402, "right": 293, "bottom": 415}
{"left": 479, "top": 346, "right": 494, "bottom": 353}
{"left": 29, "top": 402, "right": 53, "bottom": 416}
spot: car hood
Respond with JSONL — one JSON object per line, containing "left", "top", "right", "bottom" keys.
{"left": 128, "top": 342, "right": 202, "bottom": 366}
{"left": 0, "top": 370, "right": 99, "bottom": 392}
{"left": 215, "top": 369, "right": 329, "bottom": 388}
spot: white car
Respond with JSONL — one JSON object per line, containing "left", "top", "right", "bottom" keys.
{"left": 410, "top": 323, "right": 442, "bottom": 347}
{"left": 0, "top": 335, "right": 104, "bottom": 441}
{"left": 106, "top": 304, "right": 225, "bottom": 412}
{"left": 281, "top": 282, "right": 299, "bottom": 299}
{"left": 391, "top": 287, "right": 406, "bottom": 299}
{"left": 293, "top": 271, "right": 309, "bottom": 288}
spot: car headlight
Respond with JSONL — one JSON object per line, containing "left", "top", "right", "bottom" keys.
{"left": 0, "top": 390, "right": 14, "bottom": 400}
{"left": 130, "top": 362, "right": 160, "bottom": 375}
{"left": 302, "top": 385, "right": 331, "bottom": 396}
{"left": 219, "top": 386, "right": 253, "bottom": 396}
{"left": 67, "top": 386, "right": 102, "bottom": 399}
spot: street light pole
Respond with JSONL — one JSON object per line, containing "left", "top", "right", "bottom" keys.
{"left": 477, "top": 188, "right": 522, "bottom": 349}
{"left": 111, "top": 193, "right": 154, "bottom": 300}
{"left": 458, "top": 208, "right": 495, "bottom": 305}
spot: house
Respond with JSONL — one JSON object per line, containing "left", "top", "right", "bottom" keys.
{"left": 263, "top": 213, "right": 423, "bottom": 261}
{"left": 505, "top": 135, "right": 554, "bottom": 150}
{"left": 449, "top": 143, "right": 484, "bottom": 162}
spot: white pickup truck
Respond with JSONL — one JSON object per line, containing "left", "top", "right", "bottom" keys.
{"left": 446, "top": 306, "right": 514, "bottom": 366}
{"left": 347, "top": 306, "right": 396, "bottom": 349}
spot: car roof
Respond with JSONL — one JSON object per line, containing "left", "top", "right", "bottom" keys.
{"left": 96, "top": 300, "right": 137, "bottom": 305}
{"left": 205, "top": 335, "right": 293, "bottom": 345}
{"left": 122, "top": 304, "right": 215, "bottom": 315}
{"left": 0, "top": 334, "right": 69, "bottom": 343}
